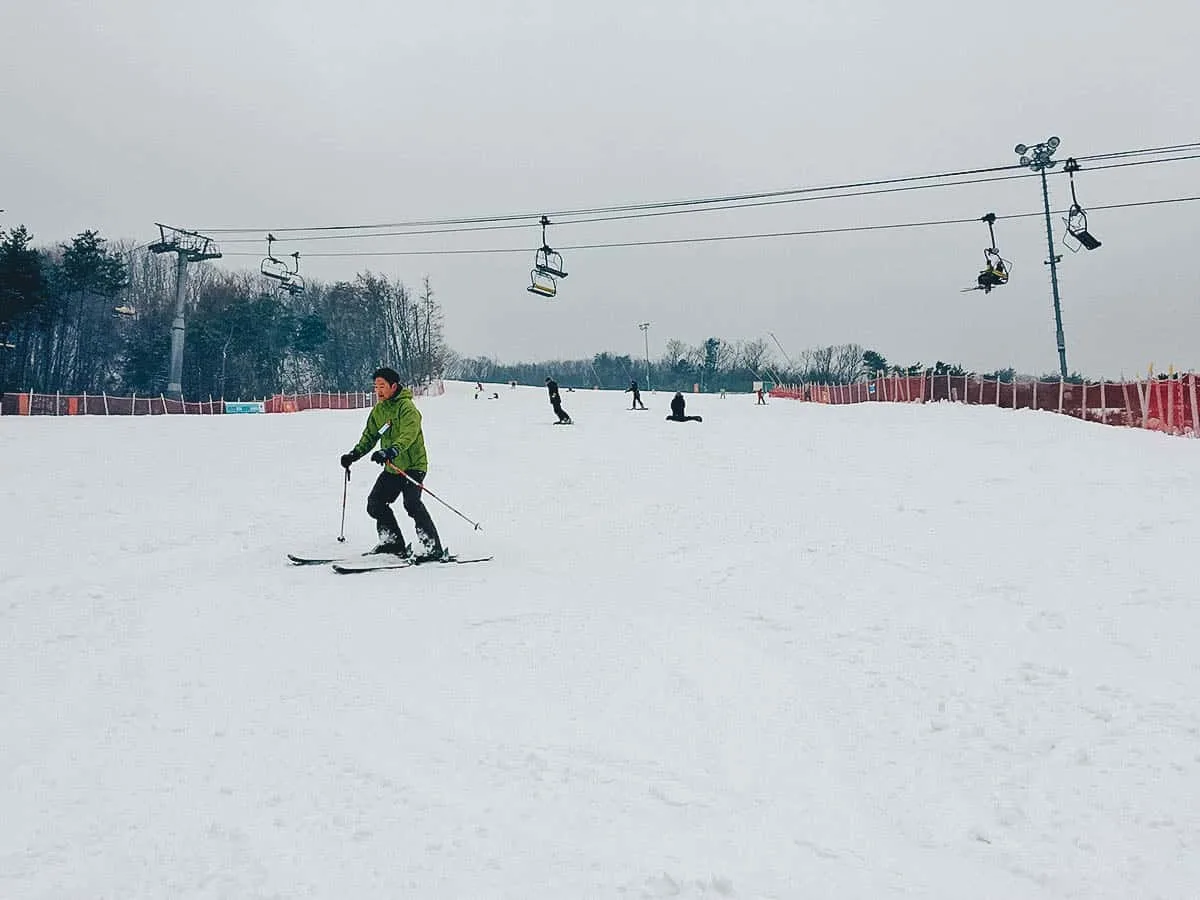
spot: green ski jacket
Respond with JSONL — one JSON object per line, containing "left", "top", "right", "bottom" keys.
{"left": 351, "top": 388, "right": 429, "bottom": 473}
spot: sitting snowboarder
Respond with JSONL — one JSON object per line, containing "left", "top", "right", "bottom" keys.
{"left": 665, "top": 392, "right": 702, "bottom": 422}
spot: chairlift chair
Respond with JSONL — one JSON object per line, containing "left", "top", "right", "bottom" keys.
{"left": 534, "top": 245, "right": 567, "bottom": 279}
{"left": 1064, "top": 206, "right": 1102, "bottom": 251}
{"left": 970, "top": 213, "right": 1012, "bottom": 294}
{"left": 1061, "top": 160, "right": 1102, "bottom": 251}
{"left": 261, "top": 256, "right": 289, "bottom": 280}
{"left": 976, "top": 248, "right": 1011, "bottom": 293}
{"left": 280, "top": 274, "right": 306, "bottom": 295}
{"left": 277, "top": 252, "right": 306, "bottom": 294}
{"left": 527, "top": 269, "right": 557, "bottom": 297}
{"left": 531, "top": 214, "right": 568, "bottom": 280}
{"left": 260, "top": 233, "right": 290, "bottom": 281}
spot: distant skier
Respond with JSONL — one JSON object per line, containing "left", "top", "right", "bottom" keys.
{"left": 545, "top": 376, "right": 572, "bottom": 424}
{"left": 625, "top": 380, "right": 647, "bottom": 410}
{"left": 756, "top": 387, "right": 767, "bottom": 405}
{"left": 339, "top": 367, "right": 444, "bottom": 559}
{"left": 666, "top": 392, "right": 702, "bottom": 423}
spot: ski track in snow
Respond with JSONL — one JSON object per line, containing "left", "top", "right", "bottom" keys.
{"left": 3, "top": 381, "right": 1199, "bottom": 898}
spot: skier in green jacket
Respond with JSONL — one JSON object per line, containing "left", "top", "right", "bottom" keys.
{"left": 339, "top": 367, "right": 444, "bottom": 560}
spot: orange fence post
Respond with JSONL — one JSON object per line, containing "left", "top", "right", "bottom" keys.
{"left": 1190, "top": 375, "right": 1199, "bottom": 437}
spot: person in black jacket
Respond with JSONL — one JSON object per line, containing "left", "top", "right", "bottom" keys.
{"left": 625, "top": 380, "right": 647, "bottom": 410}
{"left": 666, "top": 392, "right": 702, "bottom": 422}
{"left": 545, "top": 377, "right": 572, "bottom": 424}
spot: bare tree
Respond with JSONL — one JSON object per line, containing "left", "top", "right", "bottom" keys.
{"left": 832, "top": 343, "right": 865, "bottom": 382}
{"left": 803, "top": 346, "right": 835, "bottom": 383}
{"left": 735, "top": 338, "right": 772, "bottom": 375}
{"left": 661, "top": 338, "right": 691, "bottom": 369}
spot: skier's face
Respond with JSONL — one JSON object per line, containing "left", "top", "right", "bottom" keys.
{"left": 373, "top": 378, "right": 397, "bottom": 401}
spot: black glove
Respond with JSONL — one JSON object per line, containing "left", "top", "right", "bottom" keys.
{"left": 340, "top": 451, "right": 359, "bottom": 469}
{"left": 370, "top": 447, "right": 399, "bottom": 465}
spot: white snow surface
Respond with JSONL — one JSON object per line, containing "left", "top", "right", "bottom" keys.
{"left": 3, "top": 381, "right": 1199, "bottom": 899}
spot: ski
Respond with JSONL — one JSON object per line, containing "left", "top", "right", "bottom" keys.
{"left": 288, "top": 551, "right": 370, "bottom": 566}
{"left": 332, "top": 554, "right": 493, "bottom": 575}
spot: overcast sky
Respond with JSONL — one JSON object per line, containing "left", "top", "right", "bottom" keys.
{"left": 4, "top": 0, "right": 1197, "bottom": 377}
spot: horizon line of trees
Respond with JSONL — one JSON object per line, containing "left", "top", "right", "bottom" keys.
{"left": 1, "top": 226, "right": 448, "bottom": 398}
{"left": 448, "top": 342, "right": 1094, "bottom": 392}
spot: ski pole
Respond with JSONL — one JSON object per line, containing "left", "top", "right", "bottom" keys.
{"left": 337, "top": 467, "right": 349, "bottom": 542}
{"left": 396, "top": 469, "right": 482, "bottom": 531}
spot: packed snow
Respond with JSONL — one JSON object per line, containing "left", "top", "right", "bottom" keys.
{"left": 3, "top": 381, "right": 1199, "bottom": 899}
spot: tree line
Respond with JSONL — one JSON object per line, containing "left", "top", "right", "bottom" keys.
{"left": 0, "top": 227, "right": 448, "bottom": 398}
{"left": 449, "top": 342, "right": 1027, "bottom": 392}
{"left": 447, "top": 337, "right": 784, "bottom": 393}
{"left": 451, "top": 342, "right": 1088, "bottom": 391}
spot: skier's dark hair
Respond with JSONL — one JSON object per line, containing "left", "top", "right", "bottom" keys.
{"left": 372, "top": 367, "right": 402, "bottom": 386}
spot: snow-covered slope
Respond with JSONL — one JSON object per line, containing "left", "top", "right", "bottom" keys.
{"left": 3, "top": 381, "right": 1198, "bottom": 898}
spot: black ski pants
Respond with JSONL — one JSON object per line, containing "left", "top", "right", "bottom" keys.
{"left": 367, "top": 469, "right": 441, "bottom": 550}
{"left": 551, "top": 397, "right": 570, "bottom": 422}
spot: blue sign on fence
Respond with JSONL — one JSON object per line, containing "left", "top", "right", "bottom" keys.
{"left": 224, "top": 401, "right": 265, "bottom": 414}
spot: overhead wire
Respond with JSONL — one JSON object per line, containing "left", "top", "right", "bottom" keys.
{"left": 219, "top": 194, "right": 1200, "bottom": 259}
{"left": 214, "top": 169, "right": 1040, "bottom": 245}
{"left": 198, "top": 140, "right": 1199, "bottom": 238}
{"left": 197, "top": 162, "right": 1030, "bottom": 234}
{"left": 211, "top": 149, "right": 1200, "bottom": 251}
{"left": 1075, "top": 141, "right": 1200, "bottom": 163}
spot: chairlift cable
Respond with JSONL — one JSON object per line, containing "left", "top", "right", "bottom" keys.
{"left": 207, "top": 153, "right": 1200, "bottom": 248}
{"left": 1075, "top": 141, "right": 1200, "bottom": 163}
{"left": 194, "top": 163, "right": 1030, "bottom": 234}
{"left": 212, "top": 170, "right": 1039, "bottom": 244}
{"left": 194, "top": 142, "right": 1200, "bottom": 236}
{"left": 216, "top": 194, "right": 1200, "bottom": 259}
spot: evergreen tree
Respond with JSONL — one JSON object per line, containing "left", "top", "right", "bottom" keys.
{"left": 862, "top": 349, "right": 888, "bottom": 377}
{"left": 0, "top": 225, "right": 47, "bottom": 337}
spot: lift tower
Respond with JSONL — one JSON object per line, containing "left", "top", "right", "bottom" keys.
{"left": 148, "top": 224, "right": 222, "bottom": 399}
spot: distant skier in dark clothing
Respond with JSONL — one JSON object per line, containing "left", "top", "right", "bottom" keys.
{"left": 625, "top": 380, "right": 647, "bottom": 409}
{"left": 756, "top": 387, "right": 767, "bottom": 405}
{"left": 545, "top": 377, "right": 572, "bottom": 424}
{"left": 666, "top": 392, "right": 702, "bottom": 422}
